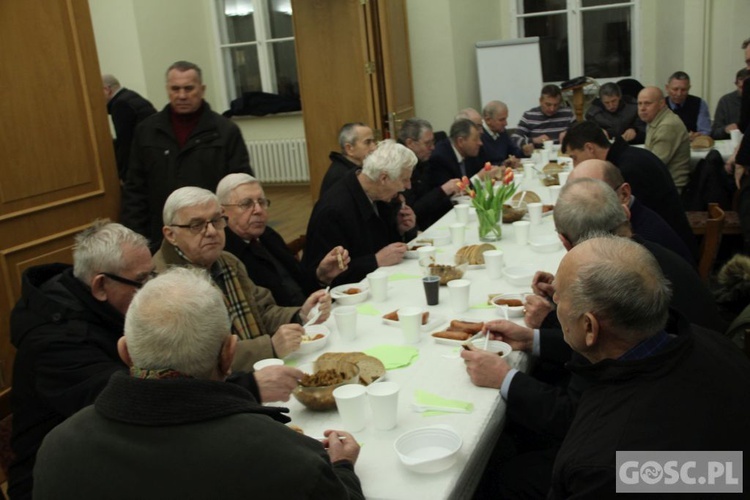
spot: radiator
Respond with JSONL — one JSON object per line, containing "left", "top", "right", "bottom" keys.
{"left": 246, "top": 138, "right": 310, "bottom": 183}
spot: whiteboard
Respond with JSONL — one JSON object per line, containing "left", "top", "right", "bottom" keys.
{"left": 476, "top": 38, "right": 543, "bottom": 129}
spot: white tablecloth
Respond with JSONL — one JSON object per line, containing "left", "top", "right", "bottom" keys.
{"left": 284, "top": 176, "right": 565, "bottom": 499}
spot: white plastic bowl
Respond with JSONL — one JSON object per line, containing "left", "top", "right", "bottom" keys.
{"left": 529, "top": 234, "right": 562, "bottom": 253}
{"left": 297, "top": 325, "right": 330, "bottom": 355}
{"left": 490, "top": 293, "right": 525, "bottom": 318}
{"left": 330, "top": 284, "right": 369, "bottom": 305}
{"left": 503, "top": 266, "right": 536, "bottom": 287}
{"left": 394, "top": 425, "right": 463, "bottom": 473}
{"left": 469, "top": 338, "right": 513, "bottom": 357}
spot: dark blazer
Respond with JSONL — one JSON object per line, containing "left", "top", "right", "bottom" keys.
{"left": 428, "top": 138, "right": 481, "bottom": 188}
{"left": 303, "top": 170, "right": 414, "bottom": 286}
{"left": 478, "top": 128, "right": 524, "bottom": 165}
{"left": 319, "top": 152, "right": 360, "bottom": 196}
{"left": 605, "top": 137, "right": 698, "bottom": 259}
{"left": 223, "top": 227, "right": 319, "bottom": 307}
{"left": 405, "top": 160, "right": 454, "bottom": 230}
{"left": 629, "top": 197, "right": 695, "bottom": 267}
{"left": 107, "top": 88, "right": 156, "bottom": 180}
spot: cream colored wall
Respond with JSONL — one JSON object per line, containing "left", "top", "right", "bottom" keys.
{"left": 89, "top": 0, "right": 750, "bottom": 145}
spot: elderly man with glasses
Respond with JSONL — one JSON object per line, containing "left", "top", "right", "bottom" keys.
{"left": 217, "top": 173, "right": 350, "bottom": 307}
{"left": 153, "top": 186, "right": 331, "bottom": 368}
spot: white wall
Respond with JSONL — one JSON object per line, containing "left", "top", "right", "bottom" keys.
{"left": 89, "top": 0, "right": 750, "bottom": 147}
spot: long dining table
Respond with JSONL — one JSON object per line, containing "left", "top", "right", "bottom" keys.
{"left": 282, "top": 170, "right": 568, "bottom": 499}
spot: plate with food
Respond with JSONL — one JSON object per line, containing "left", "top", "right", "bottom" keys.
{"left": 382, "top": 310, "right": 445, "bottom": 332}
{"left": 297, "top": 325, "right": 331, "bottom": 354}
{"left": 330, "top": 284, "right": 369, "bottom": 305}
{"left": 488, "top": 293, "right": 525, "bottom": 318}
{"left": 431, "top": 319, "right": 485, "bottom": 346}
{"left": 406, "top": 239, "right": 434, "bottom": 259}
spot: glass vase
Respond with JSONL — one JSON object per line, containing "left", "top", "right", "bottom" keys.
{"left": 477, "top": 206, "right": 502, "bottom": 241}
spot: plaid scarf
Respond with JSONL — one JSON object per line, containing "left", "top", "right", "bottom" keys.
{"left": 169, "top": 244, "right": 262, "bottom": 340}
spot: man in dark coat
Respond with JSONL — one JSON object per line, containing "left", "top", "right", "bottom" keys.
{"left": 102, "top": 74, "right": 156, "bottom": 181}
{"left": 32, "top": 267, "right": 364, "bottom": 500}
{"left": 120, "top": 60, "right": 252, "bottom": 250}
{"left": 584, "top": 82, "right": 645, "bottom": 144}
{"left": 9, "top": 221, "right": 301, "bottom": 500}
{"left": 429, "top": 118, "right": 484, "bottom": 188}
{"left": 217, "top": 173, "right": 350, "bottom": 306}
{"left": 303, "top": 140, "right": 418, "bottom": 286}
{"left": 399, "top": 118, "right": 462, "bottom": 230}
{"left": 461, "top": 179, "right": 723, "bottom": 499}
{"left": 319, "top": 122, "right": 376, "bottom": 196}
{"left": 548, "top": 237, "right": 749, "bottom": 499}
{"left": 562, "top": 121, "right": 698, "bottom": 260}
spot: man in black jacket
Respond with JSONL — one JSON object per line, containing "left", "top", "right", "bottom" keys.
{"left": 9, "top": 221, "right": 301, "bottom": 500}
{"left": 102, "top": 74, "right": 156, "bottom": 182}
{"left": 217, "top": 173, "right": 350, "bottom": 306}
{"left": 461, "top": 179, "right": 722, "bottom": 499}
{"left": 319, "top": 122, "right": 376, "bottom": 196}
{"left": 32, "top": 267, "right": 364, "bottom": 500}
{"left": 120, "top": 61, "right": 252, "bottom": 250}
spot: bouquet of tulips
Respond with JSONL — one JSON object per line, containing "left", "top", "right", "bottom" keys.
{"left": 456, "top": 162, "right": 517, "bottom": 241}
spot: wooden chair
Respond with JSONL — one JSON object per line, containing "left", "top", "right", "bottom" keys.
{"left": 691, "top": 203, "right": 726, "bottom": 282}
{"left": 286, "top": 234, "right": 307, "bottom": 261}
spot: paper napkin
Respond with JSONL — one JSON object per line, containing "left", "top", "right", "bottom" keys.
{"left": 364, "top": 345, "right": 419, "bottom": 370}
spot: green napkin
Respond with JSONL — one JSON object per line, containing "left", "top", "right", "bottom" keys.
{"left": 364, "top": 345, "right": 419, "bottom": 370}
{"left": 388, "top": 273, "right": 421, "bottom": 281}
{"left": 356, "top": 303, "right": 381, "bottom": 316}
{"left": 414, "top": 389, "right": 474, "bottom": 416}
{"left": 470, "top": 301, "right": 494, "bottom": 309}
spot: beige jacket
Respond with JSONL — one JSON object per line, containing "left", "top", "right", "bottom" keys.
{"left": 645, "top": 107, "right": 691, "bottom": 189}
{"left": 153, "top": 242, "right": 300, "bottom": 372}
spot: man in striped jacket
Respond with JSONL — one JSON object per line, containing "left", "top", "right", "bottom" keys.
{"left": 512, "top": 84, "right": 576, "bottom": 150}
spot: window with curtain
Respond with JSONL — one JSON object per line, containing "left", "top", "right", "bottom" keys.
{"left": 216, "top": 0, "right": 299, "bottom": 102}
{"left": 515, "top": 0, "right": 637, "bottom": 83}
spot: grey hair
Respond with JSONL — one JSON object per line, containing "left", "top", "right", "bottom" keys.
{"left": 73, "top": 219, "right": 149, "bottom": 285}
{"left": 567, "top": 235, "right": 672, "bottom": 343}
{"left": 124, "top": 267, "right": 230, "bottom": 379}
{"left": 216, "top": 173, "right": 259, "bottom": 204}
{"left": 667, "top": 71, "right": 690, "bottom": 84}
{"left": 554, "top": 178, "right": 628, "bottom": 245}
{"left": 166, "top": 61, "right": 202, "bottom": 83}
{"left": 482, "top": 100, "right": 507, "bottom": 119}
{"left": 162, "top": 187, "right": 219, "bottom": 225}
{"left": 454, "top": 108, "right": 482, "bottom": 124}
{"left": 361, "top": 139, "right": 417, "bottom": 181}
{"left": 102, "top": 74, "right": 120, "bottom": 90}
{"left": 338, "top": 122, "right": 368, "bottom": 150}
{"left": 599, "top": 82, "right": 622, "bottom": 99}
{"left": 449, "top": 118, "right": 480, "bottom": 142}
{"left": 397, "top": 118, "right": 432, "bottom": 143}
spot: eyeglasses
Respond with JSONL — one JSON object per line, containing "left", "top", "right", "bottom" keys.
{"left": 101, "top": 271, "right": 158, "bottom": 289}
{"left": 169, "top": 216, "right": 228, "bottom": 234}
{"left": 222, "top": 198, "right": 271, "bottom": 211}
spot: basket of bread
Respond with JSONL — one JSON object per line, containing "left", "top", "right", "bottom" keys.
{"left": 691, "top": 135, "right": 714, "bottom": 150}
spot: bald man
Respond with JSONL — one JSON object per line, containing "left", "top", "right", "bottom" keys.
{"left": 569, "top": 159, "right": 694, "bottom": 265}
{"left": 550, "top": 237, "right": 749, "bottom": 498}
{"left": 638, "top": 86, "right": 691, "bottom": 190}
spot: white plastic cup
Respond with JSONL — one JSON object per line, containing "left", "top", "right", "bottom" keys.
{"left": 416, "top": 245, "right": 437, "bottom": 268}
{"left": 483, "top": 249, "right": 504, "bottom": 279}
{"left": 398, "top": 306, "right": 423, "bottom": 344}
{"left": 454, "top": 204, "right": 470, "bottom": 224}
{"left": 333, "top": 306, "right": 357, "bottom": 341}
{"left": 558, "top": 171, "right": 570, "bottom": 186}
{"left": 513, "top": 221, "right": 530, "bottom": 245}
{"left": 549, "top": 185, "right": 562, "bottom": 204}
{"left": 252, "top": 358, "right": 284, "bottom": 372}
{"left": 368, "top": 270, "right": 389, "bottom": 302}
{"left": 333, "top": 384, "right": 368, "bottom": 432}
{"left": 540, "top": 149, "right": 550, "bottom": 165}
{"left": 367, "top": 381, "right": 400, "bottom": 431}
{"left": 447, "top": 279, "right": 471, "bottom": 313}
{"left": 543, "top": 140, "right": 554, "bottom": 151}
{"left": 449, "top": 223, "right": 466, "bottom": 246}
{"left": 527, "top": 202, "right": 543, "bottom": 225}
{"left": 731, "top": 129, "right": 743, "bottom": 148}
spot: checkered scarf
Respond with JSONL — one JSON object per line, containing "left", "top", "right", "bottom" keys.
{"left": 171, "top": 245, "right": 262, "bottom": 340}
